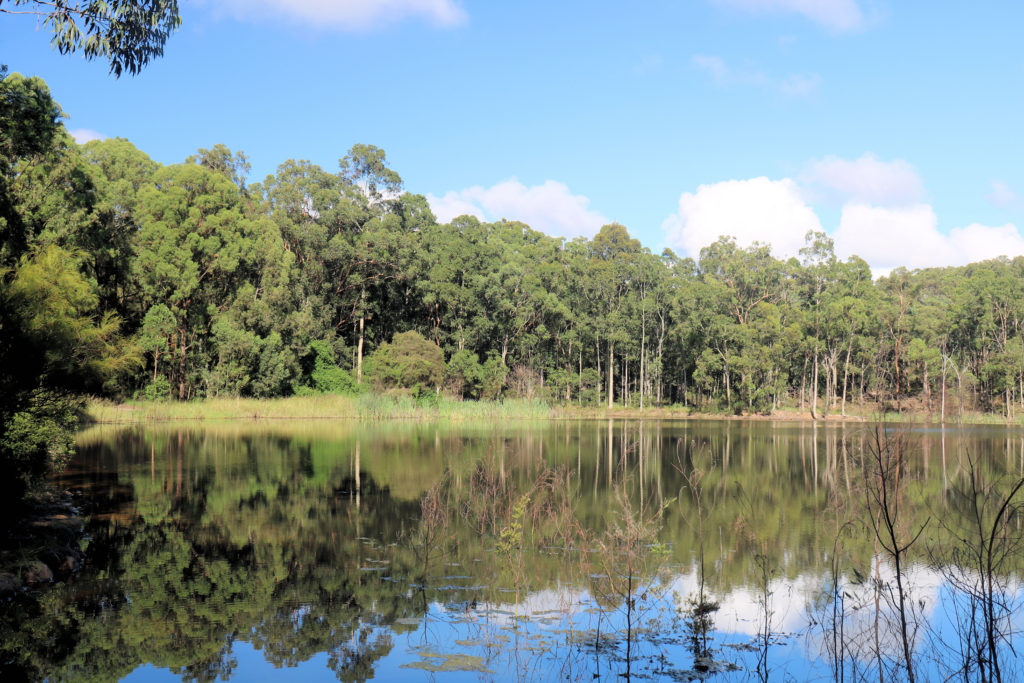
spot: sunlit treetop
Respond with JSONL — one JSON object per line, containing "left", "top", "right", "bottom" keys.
{"left": 0, "top": 0, "right": 181, "bottom": 76}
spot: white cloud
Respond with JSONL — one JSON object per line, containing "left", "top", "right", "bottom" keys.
{"left": 802, "top": 153, "right": 925, "bottom": 207}
{"left": 662, "top": 172, "right": 1024, "bottom": 275}
{"left": 211, "top": 0, "right": 466, "bottom": 30}
{"left": 834, "top": 204, "right": 1024, "bottom": 274}
{"left": 661, "top": 177, "right": 822, "bottom": 260}
{"left": 427, "top": 179, "right": 609, "bottom": 239}
{"left": 426, "top": 191, "right": 486, "bottom": 223}
{"left": 949, "top": 223, "right": 1024, "bottom": 264}
{"left": 987, "top": 180, "right": 1019, "bottom": 208}
{"left": 69, "top": 128, "right": 103, "bottom": 144}
{"left": 691, "top": 54, "right": 821, "bottom": 97}
{"left": 710, "top": 0, "right": 865, "bottom": 32}
{"left": 834, "top": 203, "right": 948, "bottom": 274}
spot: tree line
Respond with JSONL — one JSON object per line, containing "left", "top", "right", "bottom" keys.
{"left": 5, "top": 71, "right": 1024, "bottom": 500}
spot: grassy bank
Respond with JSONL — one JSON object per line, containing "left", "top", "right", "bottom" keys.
{"left": 83, "top": 394, "right": 1024, "bottom": 426}
{"left": 83, "top": 394, "right": 554, "bottom": 424}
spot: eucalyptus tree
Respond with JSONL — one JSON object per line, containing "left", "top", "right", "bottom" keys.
{"left": 941, "top": 259, "right": 1024, "bottom": 412}
{"left": 480, "top": 220, "right": 563, "bottom": 370}
{"left": 903, "top": 266, "right": 954, "bottom": 416}
{"left": 645, "top": 249, "right": 679, "bottom": 405}
{"left": 690, "top": 237, "right": 787, "bottom": 413}
{"left": 665, "top": 254, "right": 700, "bottom": 405}
{"left": 835, "top": 256, "right": 878, "bottom": 414}
{"left": 416, "top": 215, "right": 493, "bottom": 354}
{"left": 0, "top": 0, "right": 181, "bottom": 76}
{"left": 257, "top": 158, "right": 367, "bottom": 391}
{"left": 1, "top": 71, "right": 68, "bottom": 261}
{"left": 562, "top": 236, "right": 601, "bottom": 403}
{"left": 875, "top": 268, "right": 922, "bottom": 412}
{"left": 133, "top": 161, "right": 256, "bottom": 399}
{"left": 1, "top": 72, "right": 101, "bottom": 268}
{"left": 80, "top": 137, "right": 159, "bottom": 316}
{"left": 613, "top": 246, "right": 665, "bottom": 408}
{"left": 330, "top": 144, "right": 418, "bottom": 384}
{"left": 260, "top": 159, "right": 352, "bottom": 348}
{"left": 187, "top": 144, "right": 251, "bottom": 191}
{"left": 587, "top": 223, "right": 641, "bottom": 407}
{"left": 797, "top": 232, "right": 876, "bottom": 417}
{"left": 958, "top": 259, "right": 1024, "bottom": 413}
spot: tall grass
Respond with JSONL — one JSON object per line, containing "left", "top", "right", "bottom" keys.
{"left": 83, "top": 394, "right": 553, "bottom": 424}
{"left": 84, "top": 394, "right": 1018, "bottom": 426}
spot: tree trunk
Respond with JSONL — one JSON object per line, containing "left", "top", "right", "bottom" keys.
{"left": 800, "top": 354, "right": 807, "bottom": 415}
{"left": 640, "top": 310, "right": 646, "bottom": 411}
{"left": 940, "top": 355, "right": 947, "bottom": 424}
{"left": 623, "top": 356, "right": 628, "bottom": 407}
{"left": 811, "top": 349, "right": 819, "bottom": 420}
{"left": 178, "top": 327, "right": 187, "bottom": 400}
{"left": 608, "top": 342, "right": 614, "bottom": 408}
{"left": 859, "top": 364, "right": 866, "bottom": 409}
{"left": 656, "top": 350, "right": 663, "bottom": 404}
{"left": 841, "top": 341, "right": 852, "bottom": 417}
{"left": 356, "top": 289, "right": 366, "bottom": 384}
{"left": 923, "top": 363, "right": 930, "bottom": 414}
{"left": 724, "top": 358, "right": 731, "bottom": 408}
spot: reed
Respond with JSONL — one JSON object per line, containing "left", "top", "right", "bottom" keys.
{"left": 82, "top": 394, "right": 553, "bottom": 424}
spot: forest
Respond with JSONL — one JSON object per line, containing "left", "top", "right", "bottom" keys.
{"left": 4, "top": 70, "right": 1024, "bottom": 503}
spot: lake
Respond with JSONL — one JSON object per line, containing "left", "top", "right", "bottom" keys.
{"left": 3, "top": 419, "right": 1024, "bottom": 681}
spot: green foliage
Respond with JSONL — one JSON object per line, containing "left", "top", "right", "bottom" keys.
{"left": 579, "top": 367, "right": 602, "bottom": 405}
{"left": 142, "top": 375, "right": 171, "bottom": 400}
{"left": 366, "top": 331, "right": 444, "bottom": 395}
{"left": 497, "top": 494, "right": 530, "bottom": 556}
{"left": 479, "top": 353, "right": 508, "bottom": 401}
{"left": 2, "top": 1, "right": 181, "bottom": 76}
{"left": 0, "top": 245, "right": 133, "bottom": 511}
{"left": 309, "top": 339, "right": 355, "bottom": 395}
{"left": 0, "top": 71, "right": 64, "bottom": 167}
{"left": 444, "top": 348, "right": 484, "bottom": 399}
{"left": 0, "top": 390, "right": 78, "bottom": 505}
{"left": 340, "top": 143, "right": 402, "bottom": 204}
{"left": 3, "top": 245, "right": 135, "bottom": 392}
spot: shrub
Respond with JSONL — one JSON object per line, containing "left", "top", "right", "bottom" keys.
{"left": 445, "top": 349, "right": 484, "bottom": 399}
{"left": 309, "top": 340, "right": 355, "bottom": 394}
{"left": 365, "top": 331, "right": 444, "bottom": 395}
{"left": 143, "top": 375, "right": 171, "bottom": 400}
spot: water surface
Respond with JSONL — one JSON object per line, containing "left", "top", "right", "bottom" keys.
{"left": 4, "top": 419, "right": 1024, "bottom": 681}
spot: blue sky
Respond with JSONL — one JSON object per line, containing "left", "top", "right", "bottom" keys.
{"left": 5, "top": 0, "right": 1024, "bottom": 273}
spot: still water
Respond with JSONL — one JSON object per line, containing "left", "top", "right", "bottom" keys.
{"left": 4, "top": 419, "right": 1024, "bottom": 681}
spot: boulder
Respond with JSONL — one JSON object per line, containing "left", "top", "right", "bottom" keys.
{"left": 23, "top": 560, "right": 53, "bottom": 586}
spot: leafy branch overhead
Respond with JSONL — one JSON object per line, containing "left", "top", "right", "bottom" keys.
{"left": 0, "top": 0, "right": 181, "bottom": 76}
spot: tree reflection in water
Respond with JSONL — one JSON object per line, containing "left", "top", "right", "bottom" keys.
{"left": 2, "top": 420, "right": 1024, "bottom": 681}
